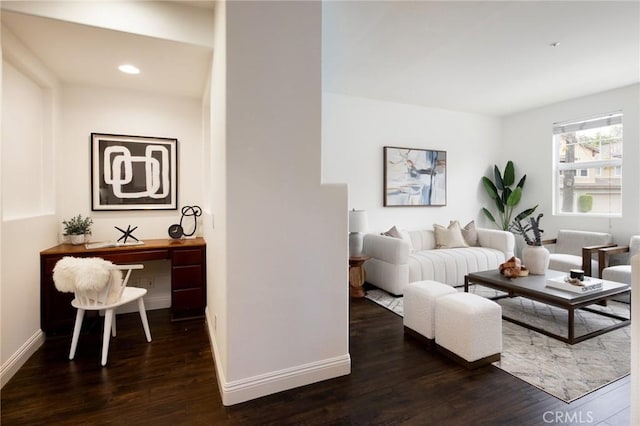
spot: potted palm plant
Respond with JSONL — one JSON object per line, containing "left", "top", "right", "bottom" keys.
{"left": 481, "top": 160, "right": 538, "bottom": 230}
{"left": 62, "top": 214, "right": 93, "bottom": 245}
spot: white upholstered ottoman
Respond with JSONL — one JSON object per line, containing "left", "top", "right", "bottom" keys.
{"left": 404, "top": 280, "right": 457, "bottom": 343}
{"left": 435, "top": 292, "right": 502, "bottom": 369}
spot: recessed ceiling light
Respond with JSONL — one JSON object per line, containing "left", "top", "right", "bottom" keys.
{"left": 549, "top": 42, "right": 561, "bottom": 47}
{"left": 118, "top": 64, "right": 140, "bottom": 74}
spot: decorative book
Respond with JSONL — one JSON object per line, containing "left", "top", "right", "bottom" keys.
{"left": 546, "top": 276, "right": 603, "bottom": 293}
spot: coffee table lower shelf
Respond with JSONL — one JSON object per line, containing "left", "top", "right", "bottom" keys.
{"left": 465, "top": 270, "right": 631, "bottom": 345}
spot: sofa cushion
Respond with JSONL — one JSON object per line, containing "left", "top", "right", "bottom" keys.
{"left": 408, "top": 247, "right": 506, "bottom": 286}
{"left": 461, "top": 220, "right": 479, "bottom": 247}
{"left": 382, "top": 225, "right": 403, "bottom": 239}
{"left": 434, "top": 221, "right": 468, "bottom": 249}
{"left": 382, "top": 226, "right": 415, "bottom": 252}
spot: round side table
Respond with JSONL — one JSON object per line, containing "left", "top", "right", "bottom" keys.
{"left": 349, "top": 255, "right": 370, "bottom": 298}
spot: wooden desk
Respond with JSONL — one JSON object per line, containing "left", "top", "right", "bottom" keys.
{"left": 40, "top": 238, "right": 206, "bottom": 336}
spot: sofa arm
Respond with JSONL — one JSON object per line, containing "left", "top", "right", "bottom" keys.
{"left": 477, "top": 228, "right": 515, "bottom": 259}
{"left": 363, "top": 234, "right": 410, "bottom": 265}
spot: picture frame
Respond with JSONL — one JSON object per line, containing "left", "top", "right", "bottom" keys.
{"left": 383, "top": 146, "right": 447, "bottom": 207}
{"left": 91, "top": 133, "right": 178, "bottom": 211}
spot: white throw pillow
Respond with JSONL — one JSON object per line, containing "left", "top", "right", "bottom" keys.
{"left": 460, "top": 220, "right": 479, "bottom": 247}
{"left": 434, "top": 221, "right": 469, "bottom": 249}
{"left": 382, "top": 226, "right": 414, "bottom": 252}
{"left": 382, "top": 225, "right": 403, "bottom": 239}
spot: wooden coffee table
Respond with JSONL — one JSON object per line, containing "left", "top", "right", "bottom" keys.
{"left": 465, "top": 269, "right": 630, "bottom": 344}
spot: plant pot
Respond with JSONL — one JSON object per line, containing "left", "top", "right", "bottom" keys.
{"left": 70, "top": 234, "right": 86, "bottom": 245}
{"left": 521, "top": 245, "right": 550, "bottom": 275}
{"left": 578, "top": 194, "right": 593, "bottom": 212}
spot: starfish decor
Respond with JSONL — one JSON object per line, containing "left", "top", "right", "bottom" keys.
{"left": 115, "top": 225, "right": 139, "bottom": 244}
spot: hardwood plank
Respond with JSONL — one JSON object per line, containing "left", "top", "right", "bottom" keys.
{"left": 1, "top": 298, "right": 630, "bottom": 425}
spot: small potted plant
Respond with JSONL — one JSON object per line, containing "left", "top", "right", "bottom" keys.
{"left": 509, "top": 213, "right": 549, "bottom": 275}
{"left": 62, "top": 214, "right": 93, "bottom": 245}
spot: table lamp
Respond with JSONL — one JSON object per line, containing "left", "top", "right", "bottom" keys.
{"left": 349, "top": 209, "right": 368, "bottom": 257}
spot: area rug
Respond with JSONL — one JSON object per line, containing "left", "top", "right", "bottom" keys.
{"left": 365, "top": 285, "right": 631, "bottom": 403}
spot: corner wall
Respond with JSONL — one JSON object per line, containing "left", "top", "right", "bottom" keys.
{"left": 211, "top": 1, "right": 349, "bottom": 405}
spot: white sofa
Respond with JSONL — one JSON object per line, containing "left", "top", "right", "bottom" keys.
{"left": 363, "top": 227, "right": 515, "bottom": 296}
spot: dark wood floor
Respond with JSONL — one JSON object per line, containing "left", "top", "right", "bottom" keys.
{"left": 1, "top": 298, "right": 631, "bottom": 425}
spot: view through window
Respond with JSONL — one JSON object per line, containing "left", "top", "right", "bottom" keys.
{"left": 553, "top": 112, "right": 623, "bottom": 216}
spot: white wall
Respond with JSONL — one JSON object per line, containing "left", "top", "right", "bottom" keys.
{"left": 58, "top": 86, "right": 203, "bottom": 242}
{"left": 1, "top": 25, "right": 59, "bottom": 386}
{"left": 1, "top": 1, "right": 214, "bottom": 48}
{"left": 204, "top": 0, "right": 229, "bottom": 394}
{"left": 322, "top": 92, "right": 503, "bottom": 233}
{"left": 501, "top": 84, "right": 640, "bottom": 245}
{"left": 211, "top": 1, "right": 349, "bottom": 405}
{"left": 2, "top": 61, "right": 46, "bottom": 218}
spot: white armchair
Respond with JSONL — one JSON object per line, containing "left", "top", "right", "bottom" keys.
{"left": 598, "top": 235, "right": 640, "bottom": 285}
{"left": 544, "top": 229, "right": 615, "bottom": 278}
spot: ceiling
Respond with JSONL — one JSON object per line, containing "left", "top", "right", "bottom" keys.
{"left": 2, "top": 2, "right": 638, "bottom": 114}
{"left": 1, "top": 10, "right": 213, "bottom": 99}
{"left": 323, "top": 1, "right": 640, "bottom": 117}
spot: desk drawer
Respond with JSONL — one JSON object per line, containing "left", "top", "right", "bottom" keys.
{"left": 172, "top": 248, "right": 203, "bottom": 266}
{"left": 102, "top": 250, "right": 169, "bottom": 264}
{"left": 172, "top": 288, "right": 204, "bottom": 311}
{"left": 172, "top": 265, "right": 203, "bottom": 290}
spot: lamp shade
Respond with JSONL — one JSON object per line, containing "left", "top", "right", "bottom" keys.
{"left": 349, "top": 210, "right": 368, "bottom": 233}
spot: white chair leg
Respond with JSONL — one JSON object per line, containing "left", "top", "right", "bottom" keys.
{"left": 138, "top": 298, "right": 152, "bottom": 342}
{"left": 102, "top": 309, "right": 114, "bottom": 366}
{"left": 111, "top": 314, "right": 117, "bottom": 337}
{"left": 69, "top": 309, "right": 85, "bottom": 360}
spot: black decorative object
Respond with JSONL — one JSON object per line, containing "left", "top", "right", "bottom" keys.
{"left": 115, "top": 225, "right": 139, "bottom": 244}
{"left": 168, "top": 205, "right": 202, "bottom": 239}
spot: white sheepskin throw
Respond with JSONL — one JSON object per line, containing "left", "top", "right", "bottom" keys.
{"left": 53, "top": 257, "right": 123, "bottom": 304}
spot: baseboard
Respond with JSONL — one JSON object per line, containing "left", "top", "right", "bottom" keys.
{"left": 205, "top": 307, "right": 351, "bottom": 406}
{"left": 1, "top": 329, "right": 45, "bottom": 388}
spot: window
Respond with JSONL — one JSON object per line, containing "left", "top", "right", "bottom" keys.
{"left": 553, "top": 112, "right": 622, "bottom": 216}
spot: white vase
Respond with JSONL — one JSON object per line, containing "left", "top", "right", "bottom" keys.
{"left": 522, "top": 245, "right": 550, "bottom": 275}
{"left": 70, "top": 234, "right": 86, "bottom": 245}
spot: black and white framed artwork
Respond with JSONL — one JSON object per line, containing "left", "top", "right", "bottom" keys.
{"left": 91, "top": 133, "right": 178, "bottom": 211}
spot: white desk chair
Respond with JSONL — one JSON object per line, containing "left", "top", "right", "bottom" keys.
{"left": 53, "top": 257, "right": 152, "bottom": 366}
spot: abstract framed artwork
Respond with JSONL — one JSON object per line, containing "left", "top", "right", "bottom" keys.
{"left": 91, "top": 133, "right": 178, "bottom": 211}
{"left": 383, "top": 146, "right": 447, "bottom": 207}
